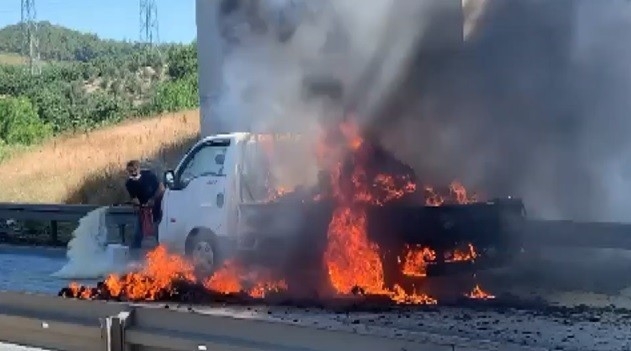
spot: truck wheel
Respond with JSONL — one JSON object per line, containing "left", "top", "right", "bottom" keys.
{"left": 185, "top": 230, "right": 219, "bottom": 278}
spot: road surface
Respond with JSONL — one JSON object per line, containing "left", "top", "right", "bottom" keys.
{"left": 0, "top": 245, "right": 97, "bottom": 294}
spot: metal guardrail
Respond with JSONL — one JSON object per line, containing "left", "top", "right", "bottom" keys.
{"left": 0, "top": 203, "right": 137, "bottom": 245}
{"left": 1, "top": 202, "right": 631, "bottom": 249}
{"left": 525, "top": 219, "right": 631, "bottom": 250}
{"left": 0, "top": 291, "right": 486, "bottom": 351}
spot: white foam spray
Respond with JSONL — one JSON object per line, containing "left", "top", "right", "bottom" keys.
{"left": 52, "top": 207, "right": 124, "bottom": 279}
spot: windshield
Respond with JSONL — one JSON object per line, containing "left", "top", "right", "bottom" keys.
{"left": 179, "top": 144, "right": 228, "bottom": 184}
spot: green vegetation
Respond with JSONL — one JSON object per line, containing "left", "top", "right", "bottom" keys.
{"left": 0, "top": 21, "right": 199, "bottom": 159}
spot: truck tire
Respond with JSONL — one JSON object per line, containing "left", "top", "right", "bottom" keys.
{"left": 185, "top": 229, "right": 220, "bottom": 278}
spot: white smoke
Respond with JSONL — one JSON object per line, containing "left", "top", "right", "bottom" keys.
{"left": 214, "top": 0, "right": 344, "bottom": 188}
{"left": 214, "top": 0, "right": 423, "bottom": 189}
{"left": 52, "top": 207, "right": 126, "bottom": 279}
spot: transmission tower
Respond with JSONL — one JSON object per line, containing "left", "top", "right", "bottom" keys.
{"left": 139, "top": 0, "right": 160, "bottom": 47}
{"left": 21, "top": 0, "right": 40, "bottom": 74}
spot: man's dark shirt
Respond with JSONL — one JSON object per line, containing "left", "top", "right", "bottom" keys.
{"left": 125, "top": 169, "right": 163, "bottom": 221}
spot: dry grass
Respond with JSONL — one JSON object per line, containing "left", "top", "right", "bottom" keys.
{"left": 0, "top": 53, "right": 28, "bottom": 65}
{"left": 0, "top": 110, "right": 201, "bottom": 205}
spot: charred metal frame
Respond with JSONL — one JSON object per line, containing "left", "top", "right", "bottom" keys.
{"left": 239, "top": 197, "right": 526, "bottom": 284}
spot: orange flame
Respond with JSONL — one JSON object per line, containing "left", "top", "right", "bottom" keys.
{"left": 321, "top": 122, "right": 435, "bottom": 304}
{"left": 400, "top": 245, "right": 437, "bottom": 278}
{"left": 466, "top": 284, "right": 495, "bottom": 300}
{"left": 204, "top": 259, "right": 288, "bottom": 298}
{"left": 105, "top": 246, "right": 195, "bottom": 301}
{"left": 445, "top": 243, "right": 478, "bottom": 263}
{"left": 425, "top": 181, "right": 478, "bottom": 206}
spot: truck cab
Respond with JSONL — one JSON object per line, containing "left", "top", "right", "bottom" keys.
{"left": 158, "top": 132, "right": 303, "bottom": 275}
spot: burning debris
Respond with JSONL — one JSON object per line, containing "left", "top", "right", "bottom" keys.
{"left": 58, "top": 245, "right": 493, "bottom": 308}
{"left": 466, "top": 284, "right": 495, "bottom": 300}
{"left": 60, "top": 120, "right": 499, "bottom": 308}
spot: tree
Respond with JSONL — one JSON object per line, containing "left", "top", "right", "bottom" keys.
{"left": 166, "top": 44, "right": 198, "bottom": 80}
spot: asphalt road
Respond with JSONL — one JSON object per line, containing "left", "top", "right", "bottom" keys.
{"left": 0, "top": 245, "right": 97, "bottom": 294}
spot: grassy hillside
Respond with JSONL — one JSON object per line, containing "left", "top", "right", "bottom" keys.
{"left": 0, "top": 110, "right": 200, "bottom": 205}
{"left": 0, "top": 21, "right": 199, "bottom": 166}
{"left": 0, "top": 21, "right": 139, "bottom": 63}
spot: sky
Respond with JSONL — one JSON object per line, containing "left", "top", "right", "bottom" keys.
{"left": 0, "top": 0, "right": 196, "bottom": 43}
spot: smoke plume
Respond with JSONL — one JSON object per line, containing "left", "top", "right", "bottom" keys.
{"left": 371, "top": 0, "right": 631, "bottom": 222}
{"left": 216, "top": 0, "right": 398, "bottom": 190}
{"left": 217, "top": 0, "right": 631, "bottom": 222}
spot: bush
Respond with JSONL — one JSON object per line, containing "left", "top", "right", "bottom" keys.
{"left": 0, "top": 96, "right": 51, "bottom": 144}
{"left": 153, "top": 74, "right": 199, "bottom": 113}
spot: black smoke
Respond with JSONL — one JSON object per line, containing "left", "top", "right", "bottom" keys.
{"left": 367, "top": 0, "right": 631, "bottom": 222}
{"left": 215, "top": 0, "right": 631, "bottom": 222}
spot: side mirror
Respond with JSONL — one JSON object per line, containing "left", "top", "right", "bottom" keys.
{"left": 164, "top": 170, "right": 176, "bottom": 189}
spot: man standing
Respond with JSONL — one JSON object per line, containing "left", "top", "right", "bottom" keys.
{"left": 125, "top": 160, "right": 165, "bottom": 250}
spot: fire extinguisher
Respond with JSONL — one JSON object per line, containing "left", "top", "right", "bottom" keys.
{"left": 139, "top": 205, "right": 155, "bottom": 237}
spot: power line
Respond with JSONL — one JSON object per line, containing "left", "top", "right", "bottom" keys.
{"left": 139, "top": 0, "right": 160, "bottom": 47}
{"left": 21, "top": 0, "right": 40, "bottom": 75}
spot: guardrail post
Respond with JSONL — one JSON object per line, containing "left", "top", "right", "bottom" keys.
{"left": 101, "top": 310, "right": 132, "bottom": 351}
{"left": 50, "top": 220, "right": 59, "bottom": 245}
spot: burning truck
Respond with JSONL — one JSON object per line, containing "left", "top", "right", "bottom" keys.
{"left": 60, "top": 0, "right": 528, "bottom": 307}
{"left": 60, "top": 120, "right": 522, "bottom": 306}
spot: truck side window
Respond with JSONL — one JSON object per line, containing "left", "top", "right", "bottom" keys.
{"left": 178, "top": 145, "right": 228, "bottom": 186}
{"left": 241, "top": 141, "right": 271, "bottom": 202}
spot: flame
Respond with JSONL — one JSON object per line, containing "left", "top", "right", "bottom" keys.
{"left": 450, "top": 181, "right": 477, "bottom": 204}
{"left": 267, "top": 186, "right": 290, "bottom": 202}
{"left": 339, "top": 120, "right": 363, "bottom": 151}
{"left": 445, "top": 243, "right": 478, "bottom": 263}
{"left": 424, "top": 186, "right": 445, "bottom": 206}
{"left": 373, "top": 174, "right": 417, "bottom": 205}
{"left": 400, "top": 245, "right": 437, "bottom": 278}
{"left": 203, "top": 260, "right": 242, "bottom": 294}
{"left": 324, "top": 207, "right": 386, "bottom": 294}
{"left": 424, "top": 181, "right": 478, "bottom": 206}
{"left": 466, "top": 284, "right": 495, "bottom": 300}
{"left": 204, "top": 259, "right": 288, "bottom": 298}
{"left": 321, "top": 121, "right": 435, "bottom": 304}
{"left": 68, "top": 282, "right": 93, "bottom": 300}
{"left": 103, "top": 246, "right": 195, "bottom": 301}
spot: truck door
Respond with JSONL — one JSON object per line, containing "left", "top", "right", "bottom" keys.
{"left": 165, "top": 139, "right": 233, "bottom": 248}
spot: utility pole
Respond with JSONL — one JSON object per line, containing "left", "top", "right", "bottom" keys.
{"left": 196, "top": 0, "right": 225, "bottom": 135}
{"left": 21, "top": 0, "right": 40, "bottom": 75}
{"left": 139, "top": 0, "right": 160, "bottom": 48}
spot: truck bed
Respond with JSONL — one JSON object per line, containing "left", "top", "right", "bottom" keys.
{"left": 237, "top": 197, "right": 526, "bottom": 277}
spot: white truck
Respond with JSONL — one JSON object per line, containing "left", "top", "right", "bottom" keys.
{"left": 157, "top": 132, "right": 322, "bottom": 276}
{"left": 155, "top": 131, "right": 525, "bottom": 281}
